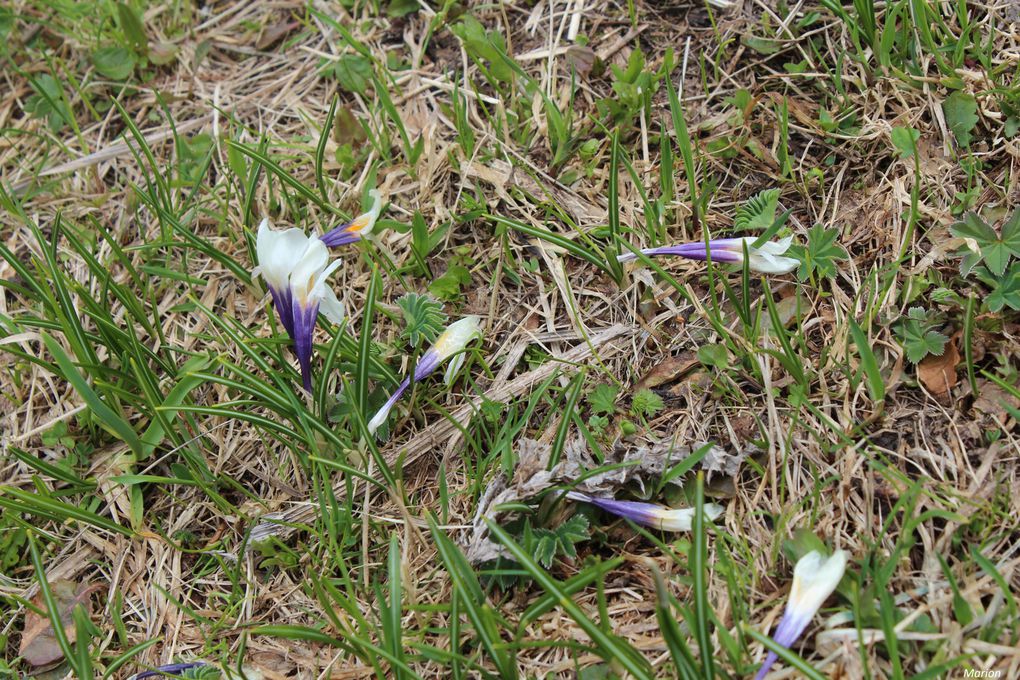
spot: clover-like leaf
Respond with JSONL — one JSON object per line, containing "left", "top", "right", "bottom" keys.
{"left": 950, "top": 211, "right": 1020, "bottom": 277}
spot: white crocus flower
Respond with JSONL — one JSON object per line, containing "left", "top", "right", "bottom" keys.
{"left": 251, "top": 218, "right": 313, "bottom": 337}
{"left": 367, "top": 316, "right": 482, "bottom": 434}
{"left": 251, "top": 220, "right": 344, "bottom": 391}
{"left": 754, "top": 549, "right": 848, "bottom": 680}
{"left": 618, "top": 236, "right": 800, "bottom": 275}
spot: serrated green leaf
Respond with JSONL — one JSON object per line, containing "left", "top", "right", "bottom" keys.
{"left": 428, "top": 264, "right": 471, "bottom": 302}
{"left": 951, "top": 212, "right": 1019, "bottom": 277}
{"left": 396, "top": 292, "right": 447, "bottom": 348}
{"left": 587, "top": 384, "right": 619, "bottom": 415}
{"left": 630, "top": 388, "right": 663, "bottom": 418}
{"left": 986, "top": 267, "right": 1020, "bottom": 312}
{"left": 734, "top": 188, "right": 780, "bottom": 231}
{"left": 788, "top": 224, "right": 848, "bottom": 281}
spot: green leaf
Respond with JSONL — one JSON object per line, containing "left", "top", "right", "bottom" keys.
{"left": 890, "top": 126, "right": 919, "bottom": 159}
{"left": 25, "top": 74, "right": 73, "bottom": 132}
{"left": 630, "top": 388, "right": 663, "bottom": 419}
{"left": 788, "top": 224, "right": 848, "bottom": 281}
{"left": 985, "top": 267, "right": 1020, "bottom": 312}
{"left": 734, "top": 188, "right": 779, "bottom": 231}
{"left": 332, "top": 55, "right": 372, "bottom": 95}
{"left": 943, "top": 92, "right": 978, "bottom": 146}
{"left": 893, "top": 307, "right": 948, "bottom": 363}
{"left": 396, "top": 292, "right": 447, "bottom": 348}
{"left": 93, "top": 46, "right": 136, "bottom": 80}
{"left": 387, "top": 0, "right": 419, "bottom": 17}
{"left": 428, "top": 264, "right": 471, "bottom": 302}
{"left": 950, "top": 211, "right": 1020, "bottom": 277}
{"left": 116, "top": 3, "right": 148, "bottom": 57}
{"left": 587, "top": 384, "right": 619, "bottom": 415}
{"left": 41, "top": 333, "right": 143, "bottom": 457}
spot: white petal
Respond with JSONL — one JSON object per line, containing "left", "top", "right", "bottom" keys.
{"left": 255, "top": 219, "right": 311, "bottom": 290}
{"left": 758, "top": 236, "right": 794, "bottom": 256}
{"left": 432, "top": 316, "right": 481, "bottom": 361}
{"left": 789, "top": 550, "right": 848, "bottom": 618}
{"left": 748, "top": 253, "right": 799, "bottom": 274}
{"left": 443, "top": 351, "right": 466, "bottom": 386}
{"left": 318, "top": 286, "right": 345, "bottom": 324}
{"left": 289, "top": 238, "right": 330, "bottom": 301}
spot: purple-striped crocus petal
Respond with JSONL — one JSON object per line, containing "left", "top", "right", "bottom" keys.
{"left": 268, "top": 285, "right": 295, "bottom": 338}
{"left": 291, "top": 296, "right": 320, "bottom": 392}
{"left": 616, "top": 242, "right": 743, "bottom": 263}
{"left": 321, "top": 190, "right": 383, "bottom": 247}
{"left": 565, "top": 491, "right": 724, "bottom": 531}
{"left": 753, "top": 549, "right": 848, "bottom": 679}
{"left": 127, "top": 661, "right": 208, "bottom": 680}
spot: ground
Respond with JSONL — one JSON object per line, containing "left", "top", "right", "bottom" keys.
{"left": 1, "top": 0, "right": 1019, "bottom": 678}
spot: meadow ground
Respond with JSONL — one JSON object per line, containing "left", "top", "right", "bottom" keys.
{"left": 1, "top": 0, "right": 1019, "bottom": 678}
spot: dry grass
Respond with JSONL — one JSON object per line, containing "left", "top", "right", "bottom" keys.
{"left": 2, "top": 0, "right": 1020, "bottom": 678}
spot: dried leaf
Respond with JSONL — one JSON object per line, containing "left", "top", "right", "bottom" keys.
{"left": 20, "top": 580, "right": 101, "bottom": 667}
{"left": 917, "top": 339, "right": 960, "bottom": 396}
{"left": 972, "top": 381, "right": 1020, "bottom": 425}
{"left": 332, "top": 106, "right": 367, "bottom": 147}
{"left": 565, "top": 45, "right": 596, "bottom": 75}
{"left": 634, "top": 352, "right": 698, "bottom": 390}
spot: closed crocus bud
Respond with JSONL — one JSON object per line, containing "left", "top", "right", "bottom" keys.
{"left": 367, "top": 316, "right": 482, "bottom": 435}
{"left": 321, "top": 189, "right": 384, "bottom": 247}
{"left": 288, "top": 237, "right": 345, "bottom": 391}
{"left": 565, "top": 491, "right": 724, "bottom": 531}
{"left": 618, "top": 236, "right": 799, "bottom": 275}
{"left": 754, "top": 549, "right": 849, "bottom": 680}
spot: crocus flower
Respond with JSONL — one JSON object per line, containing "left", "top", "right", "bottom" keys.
{"left": 251, "top": 218, "right": 312, "bottom": 337}
{"left": 617, "top": 236, "right": 799, "bottom": 275}
{"left": 321, "top": 189, "right": 383, "bottom": 247}
{"left": 288, "top": 238, "right": 345, "bottom": 391}
{"left": 754, "top": 549, "right": 848, "bottom": 680}
{"left": 367, "top": 316, "right": 482, "bottom": 434}
{"left": 565, "top": 491, "right": 724, "bottom": 531}
{"left": 252, "top": 222, "right": 344, "bottom": 391}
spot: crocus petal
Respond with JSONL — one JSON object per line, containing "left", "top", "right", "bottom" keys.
{"left": 753, "top": 549, "right": 848, "bottom": 680}
{"left": 268, "top": 285, "right": 295, "bottom": 337}
{"left": 318, "top": 286, "right": 345, "bottom": 325}
{"left": 128, "top": 662, "right": 207, "bottom": 680}
{"left": 758, "top": 235, "right": 793, "bottom": 255}
{"left": 253, "top": 218, "right": 312, "bottom": 292}
{"left": 291, "top": 296, "right": 319, "bottom": 392}
{"left": 748, "top": 253, "right": 800, "bottom": 275}
{"left": 566, "top": 491, "right": 724, "bottom": 531}
{"left": 367, "top": 377, "right": 410, "bottom": 434}
{"left": 289, "top": 238, "right": 331, "bottom": 304}
{"left": 432, "top": 316, "right": 482, "bottom": 361}
{"left": 321, "top": 189, "right": 383, "bottom": 247}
